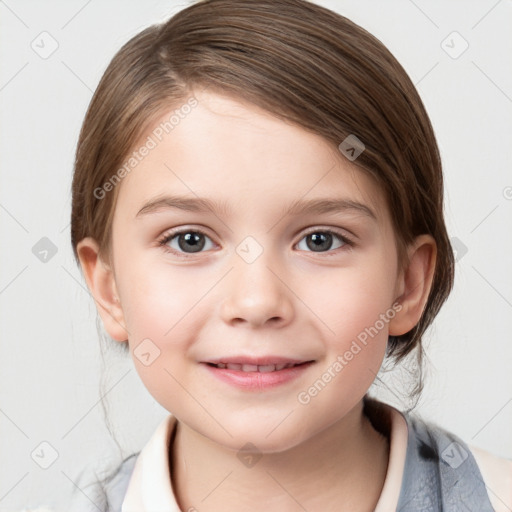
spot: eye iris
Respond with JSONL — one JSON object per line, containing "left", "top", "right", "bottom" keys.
{"left": 178, "top": 232, "right": 205, "bottom": 253}
{"left": 307, "top": 232, "right": 332, "bottom": 252}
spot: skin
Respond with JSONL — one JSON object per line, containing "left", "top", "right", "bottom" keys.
{"left": 77, "top": 89, "right": 436, "bottom": 511}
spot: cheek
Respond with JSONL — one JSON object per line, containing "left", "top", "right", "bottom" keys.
{"left": 330, "top": 284, "right": 394, "bottom": 350}
{"left": 118, "top": 258, "right": 200, "bottom": 338}
{"left": 309, "top": 255, "right": 397, "bottom": 348}
{"left": 295, "top": 271, "right": 393, "bottom": 420}
{"left": 116, "top": 260, "right": 216, "bottom": 408}
{"left": 301, "top": 254, "right": 396, "bottom": 395}
{"left": 122, "top": 290, "right": 193, "bottom": 413}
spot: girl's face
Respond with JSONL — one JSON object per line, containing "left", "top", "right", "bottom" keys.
{"left": 107, "top": 90, "right": 405, "bottom": 452}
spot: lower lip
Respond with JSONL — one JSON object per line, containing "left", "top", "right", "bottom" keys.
{"left": 201, "top": 362, "right": 314, "bottom": 390}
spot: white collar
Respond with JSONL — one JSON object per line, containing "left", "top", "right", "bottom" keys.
{"left": 121, "top": 401, "right": 409, "bottom": 511}
{"left": 121, "top": 413, "right": 180, "bottom": 511}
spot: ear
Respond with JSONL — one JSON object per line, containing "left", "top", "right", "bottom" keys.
{"left": 389, "top": 234, "right": 437, "bottom": 336}
{"left": 76, "top": 237, "right": 128, "bottom": 342}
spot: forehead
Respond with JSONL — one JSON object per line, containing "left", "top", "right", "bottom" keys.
{"left": 114, "top": 90, "right": 389, "bottom": 225}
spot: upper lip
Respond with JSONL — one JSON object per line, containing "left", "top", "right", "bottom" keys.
{"left": 203, "top": 356, "right": 314, "bottom": 366}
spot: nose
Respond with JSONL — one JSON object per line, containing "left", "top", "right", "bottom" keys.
{"left": 220, "top": 250, "right": 294, "bottom": 329}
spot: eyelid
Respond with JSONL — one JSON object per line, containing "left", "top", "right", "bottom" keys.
{"left": 299, "top": 226, "right": 353, "bottom": 241}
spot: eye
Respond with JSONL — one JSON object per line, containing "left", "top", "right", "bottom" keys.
{"left": 296, "top": 229, "right": 353, "bottom": 254}
{"left": 157, "top": 228, "right": 215, "bottom": 256}
{"left": 157, "top": 227, "right": 354, "bottom": 258}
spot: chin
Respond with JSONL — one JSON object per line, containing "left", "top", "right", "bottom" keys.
{"left": 207, "top": 421, "right": 308, "bottom": 455}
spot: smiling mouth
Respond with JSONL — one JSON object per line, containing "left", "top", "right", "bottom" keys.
{"left": 205, "top": 361, "right": 311, "bottom": 372}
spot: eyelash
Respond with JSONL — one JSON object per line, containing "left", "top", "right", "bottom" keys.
{"left": 157, "top": 227, "right": 355, "bottom": 259}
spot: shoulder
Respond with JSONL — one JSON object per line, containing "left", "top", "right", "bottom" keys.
{"left": 469, "top": 444, "right": 512, "bottom": 512}
{"left": 404, "top": 412, "right": 512, "bottom": 511}
{"left": 69, "top": 453, "right": 140, "bottom": 512}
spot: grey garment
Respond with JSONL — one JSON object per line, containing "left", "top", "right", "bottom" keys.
{"left": 396, "top": 412, "right": 495, "bottom": 511}
{"left": 70, "top": 411, "right": 495, "bottom": 511}
{"left": 69, "top": 453, "right": 138, "bottom": 512}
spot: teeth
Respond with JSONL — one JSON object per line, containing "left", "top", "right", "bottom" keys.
{"left": 258, "top": 365, "right": 276, "bottom": 373}
{"left": 214, "top": 362, "right": 300, "bottom": 372}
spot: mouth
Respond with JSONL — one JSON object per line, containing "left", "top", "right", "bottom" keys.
{"left": 201, "top": 358, "right": 316, "bottom": 390}
{"left": 204, "top": 361, "right": 312, "bottom": 372}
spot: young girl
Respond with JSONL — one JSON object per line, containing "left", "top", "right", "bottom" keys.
{"left": 69, "top": 0, "right": 512, "bottom": 510}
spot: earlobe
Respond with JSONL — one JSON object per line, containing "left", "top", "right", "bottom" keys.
{"left": 76, "top": 237, "right": 129, "bottom": 342}
{"left": 388, "top": 234, "right": 437, "bottom": 337}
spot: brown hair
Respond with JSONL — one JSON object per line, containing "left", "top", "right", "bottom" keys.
{"left": 71, "top": 0, "right": 454, "bottom": 400}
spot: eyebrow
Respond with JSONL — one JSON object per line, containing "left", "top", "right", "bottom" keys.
{"left": 135, "top": 194, "right": 377, "bottom": 221}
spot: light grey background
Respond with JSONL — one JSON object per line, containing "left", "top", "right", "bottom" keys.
{"left": 1, "top": 0, "right": 511, "bottom": 509}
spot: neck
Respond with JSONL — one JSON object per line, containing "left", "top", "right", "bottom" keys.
{"left": 170, "top": 399, "right": 390, "bottom": 512}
